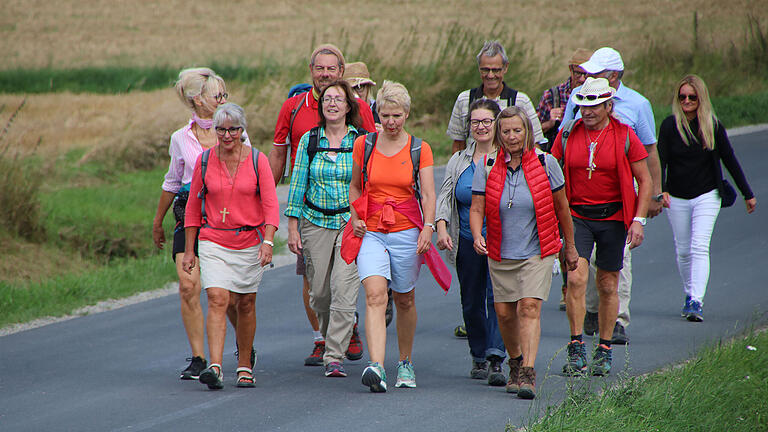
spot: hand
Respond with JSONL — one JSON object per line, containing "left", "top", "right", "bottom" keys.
{"left": 662, "top": 192, "right": 671, "bottom": 208}
{"left": 353, "top": 219, "right": 367, "bottom": 238}
{"left": 648, "top": 199, "right": 663, "bottom": 218}
{"left": 550, "top": 107, "right": 565, "bottom": 122}
{"left": 746, "top": 197, "right": 757, "bottom": 214}
{"left": 152, "top": 224, "right": 165, "bottom": 249}
{"left": 287, "top": 227, "right": 302, "bottom": 255}
{"left": 627, "top": 222, "right": 645, "bottom": 249}
{"left": 563, "top": 243, "right": 579, "bottom": 271}
{"left": 181, "top": 252, "right": 196, "bottom": 274}
{"left": 473, "top": 236, "right": 488, "bottom": 256}
{"left": 416, "top": 227, "right": 432, "bottom": 255}
{"left": 258, "top": 242, "right": 273, "bottom": 267}
{"left": 436, "top": 229, "right": 453, "bottom": 251}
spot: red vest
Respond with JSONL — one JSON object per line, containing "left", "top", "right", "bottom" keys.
{"left": 485, "top": 147, "right": 562, "bottom": 261}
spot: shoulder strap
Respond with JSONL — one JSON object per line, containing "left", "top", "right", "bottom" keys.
{"left": 284, "top": 93, "right": 307, "bottom": 179}
{"left": 561, "top": 119, "right": 577, "bottom": 159}
{"left": 306, "top": 126, "right": 321, "bottom": 167}
{"left": 468, "top": 87, "right": 480, "bottom": 105}
{"left": 499, "top": 85, "right": 518, "bottom": 108}
{"left": 198, "top": 149, "right": 212, "bottom": 223}
{"left": 550, "top": 86, "right": 560, "bottom": 109}
{"left": 362, "top": 132, "right": 377, "bottom": 187}
{"left": 625, "top": 130, "right": 631, "bottom": 155}
{"left": 251, "top": 148, "right": 260, "bottom": 194}
{"left": 410, "top": 137, "right": 423, "bottom": 201}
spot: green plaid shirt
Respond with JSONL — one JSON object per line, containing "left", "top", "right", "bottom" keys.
{"left": 284, "top": 125, "right": 359, "bottom": 229}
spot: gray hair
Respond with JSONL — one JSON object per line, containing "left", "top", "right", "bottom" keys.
{"left": 213, "top": 103, "right": 247, "bottom": 130}
{"left": 476, "top": 40, "right": 509, "bottom": 65}
{"left": 174, "top": 67, "right": 225, "bottom": 110}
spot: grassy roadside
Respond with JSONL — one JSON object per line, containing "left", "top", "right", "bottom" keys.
{"left": 514, "top": 327, "right": 768, "bottom": 431}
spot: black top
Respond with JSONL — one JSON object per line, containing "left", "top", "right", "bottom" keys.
{"left": 658, "top": 115, "right": 753, "bottom": 200}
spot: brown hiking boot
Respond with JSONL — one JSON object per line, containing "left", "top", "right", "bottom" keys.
{"left": 505, "top": 357, "right": 522, "bottom": 393}
{"left": 517, "top": 366, "right": 536, "bottom": 399}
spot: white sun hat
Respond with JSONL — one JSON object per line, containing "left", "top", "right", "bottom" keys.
{"left": 580, "top": 47, "right": 624, "bottom": 74}
{"left": 573, "top": 77, "right": 615, "bottom": 106}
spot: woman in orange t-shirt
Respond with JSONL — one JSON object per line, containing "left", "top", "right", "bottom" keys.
{"left": 348, "top": 81, "right": 436, "bottom": 392}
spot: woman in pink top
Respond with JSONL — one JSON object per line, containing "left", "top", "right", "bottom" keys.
{"left": 152, "top": 68, "right": 254, "bottom": 381}
{"left": 183, "top": 103, "right": 279, "bottom": 389}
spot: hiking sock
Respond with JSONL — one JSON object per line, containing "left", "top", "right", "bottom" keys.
{"left": 570, "top": 334, "right": 583, "bottom": 343}
{"left": 599, "top": 338, "right": 612, "bottom": 348}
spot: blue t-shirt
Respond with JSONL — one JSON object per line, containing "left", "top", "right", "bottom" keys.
{"left": 455, "top": 161, "right": 485, "bottom": 240}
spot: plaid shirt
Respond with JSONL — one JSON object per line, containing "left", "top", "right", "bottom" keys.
{"left": 284, "top": 125, "right": 359, "bottom": 229}
{"left": 536, "top": 77, "right": 574, "bottom": 122}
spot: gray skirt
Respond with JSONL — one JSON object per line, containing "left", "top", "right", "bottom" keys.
{"left": 198, "top": 240, "right": 265, "bottom": 294}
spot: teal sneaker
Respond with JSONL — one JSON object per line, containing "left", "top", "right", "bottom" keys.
{"left": 395, "top": 358, "right": 416, "bottom": 388}
{"left": 361, "top": 362, "right": 387, "bottom": 393}
{"left": 590, "top": 344, "right": 613, "bottom": 376}
{"left": 562, "top": 340, "right": 588, "bottom": 376}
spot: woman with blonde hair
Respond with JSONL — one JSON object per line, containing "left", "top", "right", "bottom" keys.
{"left": 152, "top": 67, "right": 251, "bottom": 380}
{"left": 658, "top": 74, "right": 756, "bottom": 322}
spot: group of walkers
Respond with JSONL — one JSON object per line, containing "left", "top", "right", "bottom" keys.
{"left": 152, "top": 40, "right": 756, "bottom": 399}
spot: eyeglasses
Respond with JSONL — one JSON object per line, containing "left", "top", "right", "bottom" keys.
{"left": 322, "top": 96, "right": 347, "bottom": 105}
{"left": 215, "top": 126, "right": 243, "bottom": 136}
{"left": 470, "top": 118, "right": 494, "bottom": 128}
{"left": 678, "top": 94, "right": 698, "bottom": 102}
{"left": 479, "top": 67, "right": 504, "bottom": 75}
{"left": 570, "top": 68, "right": 587, "bottom": 78}
{"left": 574, "top": 92, "right": 613, "bottom": 102}
{"left": 214, "top": 93, "right": 228, "bottom": 103}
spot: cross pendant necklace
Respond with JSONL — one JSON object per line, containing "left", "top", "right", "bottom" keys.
{"left": 220, "top": 208, "right": 230, "bottom": 223}
{"left": 585, "top": 127, "right": 607, "bottom": 179}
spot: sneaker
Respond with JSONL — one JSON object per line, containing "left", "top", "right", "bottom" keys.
{"left": 395, "top": 359, "right": 416, "bottom": 388}
{"left": 324, "top": 362, "right": 347, "bottom": 377}
{"left": 470, "top": 361, "right": 488, "bottom": 380}
{"left": 687, "top": 300, "right": 704, "bottom": 322}
{"left": 583, "top": 311, "right": 599, "bottom": 336}
{"left": 559, "top": 285, "right": 567, "bottom": 311}
{"left": 234, "top": 345, "right": 257, "bottom": 369}
{"left": 487, "top": 356, "right": 506, "bottom": 386}
{"left": 590, "top": 344, "right": 613, "bottom": 376}
{"left": 454, "top": 324, "right": 467, "bottom": 338}
{"left": 517, "top": 366, "right": 536, "bottom": 399}
{"left": 304, "top": 341, "right": 325, "bottom": 366}
{"left": 346, "top": 320, "right": 364, "bottom": 361}
{"left": 361, "top": 362, "right": 387, "bottom": 393}
{"left": 611, "top": 322, "right": 629, "bottom": 345}
{"left": 180, "top": 356, "right": 207, "bottom": 380}
{"left": 562, "top": 340, "right": 588, "bottom": 376}
{"left": 681, "top": 295, "right": 692, "bottom": 317}
{"left": 505, "top": 357, "right": 522, "bottom": 393}
{"left": 385, "top": 289, "right": 394, "bottom": 327}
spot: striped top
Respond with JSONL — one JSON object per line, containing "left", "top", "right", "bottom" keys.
{"left": 162, "top": 119, "right": 251, "bottom": 194}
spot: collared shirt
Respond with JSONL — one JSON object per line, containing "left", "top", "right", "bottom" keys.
{"left": 284, "top": 125, "right": 359, "bottom": 229}
{"left": 560, "top": 82, "right": 657, "bottom": 145}
{"left": 537, "top": 77, "right": 574, "bottom": 122}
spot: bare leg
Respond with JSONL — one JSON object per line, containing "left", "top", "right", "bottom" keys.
{"left": 566, "top": 257, "right": 590, "bottom": 336}
{"left": 234, "top": 292, "right": 257, "bottom": 368}
{"left": 363, "top": 276, "right": 388, "bottom": 364}
{"left": 205, "top": 287, "right": 230, "bottom": 366}
{"left": 494, "top": 302, "right": 521, "bottom": 358}
{"left": 595, "top": 269, "right": 619, "bottom": 341}
{"left": 175, "top": 254, "right": 204, "bottom": 358}
{"left": 516, "top": 298, "right": 543, "bottom": 367}
{"left": 393, "top": 290, "right": 417, "bottom": 361}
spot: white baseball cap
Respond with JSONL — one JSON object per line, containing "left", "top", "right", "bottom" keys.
{"left": 580, "top": 47, "right": 624, "bottom": 74}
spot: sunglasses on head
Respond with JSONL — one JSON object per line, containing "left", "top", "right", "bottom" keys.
{"left": 678, "top": 94, "right": 698, "bottom": 102}
{"left": 574, "top": 92, "right": 612, "bottom": 102}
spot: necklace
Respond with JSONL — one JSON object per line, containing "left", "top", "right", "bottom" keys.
{"left": 217, "top": 145, "right": 243, "bottom": 223}
{"left": 506, "top": 164, "right": 521, "bottom": 208}
{"left": 585, "top": 126, "right": 607, "bottom": 179}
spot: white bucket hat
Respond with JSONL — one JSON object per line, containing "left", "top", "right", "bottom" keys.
{"left": 573, "top": 77, "right": 615, "bottom": 106}
{"left": 580, "top": 47, "right": 624, "bottom": 74}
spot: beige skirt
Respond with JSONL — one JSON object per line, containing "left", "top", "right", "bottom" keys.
{"left": 488, "top": 255, "right": 555, "bottom": 303}
{"left": 198, "top": 240, "right": 264, "bottom": 294}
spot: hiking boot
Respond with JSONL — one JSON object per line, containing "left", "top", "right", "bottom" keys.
{"left": 324, "top": 362, "right": 347, "bottom": 378}
{"left": 470, "top": 361, "right": 488, "bottom": 380}
{"left": 687, "top": 300, "right": 704, "bottom": 322}
{"left": 346, "top": 320, "right": 364, "bottom": 361}
{"left": 583, "top": 311, "right": 599, "bottom": 336}
{"left": 611, "top": 322, "right": 629, "bottom": 345}
{"left": 362, "top": 362, "right": 387, "bottom": 393}
{"left": 590, "top": 344, "right": 613, "bottom": 376}
{"left": 180, "top": 356, "right": 206, "bottom": 380}
{"left": 395, "top": 358, "right": 416, "bottom": 388}
{"left": 505, "top": 357, "right": 522, "bottom": 393}
{"left": 559, "top": 285, "right": 567, "bottom": 311}
{"left": 562, "top": 340, "right": 588, "bottom": 376}
{"left": 517, "top": 367, "right": 536, "bottom": 399}
{"left": 681, "top": 295, "right": 692, "bottom": 317}
{"left": 385, "top": 289, "right": 394, "bottom": 327}
{"left": 487, "top": 355, "right": 506, "bottom": 386}
{"left": 304, "top": 341, "right": 325, "bottom": 366}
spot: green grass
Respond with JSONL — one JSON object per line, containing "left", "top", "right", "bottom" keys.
{"left": 518, "top": 328, "right": 768, "bottom": 431}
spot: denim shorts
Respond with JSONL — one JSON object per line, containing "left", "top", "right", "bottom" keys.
{"left": 357, "top": 228, "right": 421, "bottom": 293}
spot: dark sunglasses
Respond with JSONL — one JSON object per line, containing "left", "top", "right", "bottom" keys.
{"left": 574, "top": 92, "right": 612, "bottom": 102}
{"left": 678, "top": 94, "right": 698, "bottom": 102}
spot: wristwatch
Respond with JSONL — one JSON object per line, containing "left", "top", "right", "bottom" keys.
{"left": 652, "top": 193, "right": 664, "bottom": 202}
{"left": 424, "top": 223, "right": 436, "bottom": 232}
{"left": 632, "top": 217, "right": 647, "bottom": 226}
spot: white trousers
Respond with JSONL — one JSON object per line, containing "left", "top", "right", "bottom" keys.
{"left": 666, "top": 189, "right": 721, "bottom": 303}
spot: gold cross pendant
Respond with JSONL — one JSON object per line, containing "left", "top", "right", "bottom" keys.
{"left": 220, "top": 208, "right": 230, "bottom": 223}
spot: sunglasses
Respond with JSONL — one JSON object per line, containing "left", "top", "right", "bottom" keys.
{"left": 678, "top": 94, "right": 698, "bottom": 102}
{"left": 574, "top": 92, "right": 613, "bottom": 102}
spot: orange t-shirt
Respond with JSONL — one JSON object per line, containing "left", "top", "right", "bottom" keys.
{"left": 352, "top": 134, "right": 434, "bottom": 232}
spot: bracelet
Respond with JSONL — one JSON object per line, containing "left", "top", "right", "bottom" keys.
{"left": 424, "top": 223, "right": 436, "bottom": 232}
{"left": 263, "top": 240, "right": 274, "bottom": 247}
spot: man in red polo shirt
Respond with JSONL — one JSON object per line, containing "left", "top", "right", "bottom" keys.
{"left": 551, "top": 77, "right": 651, "bottom": 377}
{"left": 268, "top": 43, "right": 376, "bottom": 366}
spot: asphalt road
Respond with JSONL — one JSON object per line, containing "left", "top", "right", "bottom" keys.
{"left": 1, "top": 130, "right": 766, "bottom": 432}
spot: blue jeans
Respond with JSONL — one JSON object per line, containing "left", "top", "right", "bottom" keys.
{"left": 456, "top": 236, "right": 506, "bottom": 362}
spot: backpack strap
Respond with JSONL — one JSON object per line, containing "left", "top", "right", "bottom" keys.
{"left": 550, "top": 86, "right": 560, "bottom": 111}
{"left": 302, "top": 127, "right": 356, "bottom": 216}
{"left": 198, "top": 149, "right": 212, "bottom": 224}
{"left": 251, "top": 147, "right": 260, "bottom": 195}
{"left": 560, "top": 119, "right": 577, "bottom": 167}
{"left": 362, "top": 132, "right": 377, "bottom": 188}
{"left": 410, "top": 137, "right": 422, "bottom": 201}
{"left": 283, "top": 92, "right": 308, "bottom": 180}
{"left": 499, "top": 84, "right": 518, "bottom": 109}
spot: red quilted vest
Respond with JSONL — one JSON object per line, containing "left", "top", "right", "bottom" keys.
{"left": 485, "top": 147, "right": 562, "bottom": 261}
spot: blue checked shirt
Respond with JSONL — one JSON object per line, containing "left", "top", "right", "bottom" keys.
{"left": 284, "top": 125, "right": 359, "bottom": 229}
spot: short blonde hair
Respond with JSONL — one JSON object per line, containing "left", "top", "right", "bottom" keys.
{"left": 174, "top": 67, "right": 226, "bottom": 111}
{"left": 376, "top": 80, "right": 411, "bottom": 114}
